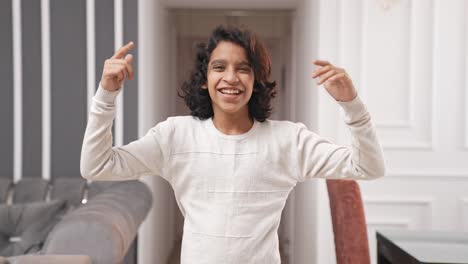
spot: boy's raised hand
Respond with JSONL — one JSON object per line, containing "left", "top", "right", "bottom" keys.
{"left": 312, "top": 60, "right": 357, "bottom": 102}
{"left": 101, "top": 41, "right": 135, "bottom": 92}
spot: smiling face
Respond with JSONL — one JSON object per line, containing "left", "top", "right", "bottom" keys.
{"left": 203, "top": 41, "right": 255, "bottom": 119}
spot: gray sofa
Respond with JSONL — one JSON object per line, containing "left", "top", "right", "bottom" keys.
{"left": 0, "top": 177, "right": 152, "bottom": 264}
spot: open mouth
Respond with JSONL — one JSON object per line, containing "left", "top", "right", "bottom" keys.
{"left": 217, "top": 88, "right": 243, "bottom": 95}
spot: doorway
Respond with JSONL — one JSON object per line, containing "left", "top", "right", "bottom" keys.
{"left": 167, "top": 9, "right": 295, "bottom": 264}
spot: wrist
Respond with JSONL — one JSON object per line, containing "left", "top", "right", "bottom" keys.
{"left": 336, "top": 90, "right": 357, "bottom": 102}
{"left": 101, "top": 79, "right": 120, "bottom": 92}
{"left": 94, "top": 83, "right": 121, "bottom": 104}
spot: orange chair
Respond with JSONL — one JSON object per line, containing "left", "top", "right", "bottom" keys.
{"left": 327, "top": 179, "right": 371, "bottom": 264}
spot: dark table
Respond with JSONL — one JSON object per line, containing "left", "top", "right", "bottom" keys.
{"left": 377, "top": 229, "right": 468, "bottom": 264}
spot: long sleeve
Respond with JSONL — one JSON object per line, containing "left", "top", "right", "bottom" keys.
{"left": 80, "top": 85, "right": 172, "bottom": 181}
{"left": 296, "top": 95, "right": 385, "bottom": 182}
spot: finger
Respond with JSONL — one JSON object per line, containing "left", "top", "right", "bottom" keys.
{"left": 106, "top": 59, "right": 127, "bottom": 65}
{"left": 111, "top": 60, "right": 133, "bottom": 80}
{"left": 106, "top": 65, "right": 129, "bottom": 82}
{"left": 124, "top": 54, "right": 134, "bottom": 80}
{"left": 111, "top": 41, "right": 134, "bottom": 59}
{"left": 328, "top": 72, "right": 347, "bottom": 82}
{"left": 312, "top": 65, "right": 333, "bottom": 78}
{"left": 313, "top": 60, "right": 331, "bottom": 67}
{"left": 318, "top": 69, "right": 339, "bottom": 85}
{"left": 109, "top": 59, "right": 133, "bottom": 80}
{"left": 104, "top": 69, "right": 124, "bottom": 84}
{"left": 107, "top": 59, "right": 133, "bottom": 80}
{"left": 106, "top": 67, "right": 125, "bottom": 81}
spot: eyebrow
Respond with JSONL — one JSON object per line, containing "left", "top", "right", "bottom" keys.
{"left": 210, "top": 59, "right": 251, "bottom": 67}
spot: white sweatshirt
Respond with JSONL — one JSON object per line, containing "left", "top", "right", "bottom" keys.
{"left": 80, "top": 85, "right": 385, "bottom": 264}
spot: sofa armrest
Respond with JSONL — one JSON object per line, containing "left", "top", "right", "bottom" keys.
{"left": 42, "top": 180, "right": 152, "bottom": 264}
{"left": 10, "top": 255, "right": 91, "bottom": 264}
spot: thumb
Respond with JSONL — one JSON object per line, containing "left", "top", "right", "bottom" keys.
{"left": 125, "top": 54, "right": 133, "bottom": 64}
{"left": 124, "top": 54, "right": 134, "bottom": 80}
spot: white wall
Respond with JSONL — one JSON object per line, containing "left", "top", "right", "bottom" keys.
{"left": 314, "top": 0, "right": 468, "bottom": 263}
{"left": 291, "top": 0, "right": 322, "bottom": 263}
{"left": 138, "top": 0, "right": 174, "bottom": 263}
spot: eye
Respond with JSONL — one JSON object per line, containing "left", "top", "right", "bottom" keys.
{"left": 238, "top": 67, "right": 251, "bottom": 73}
{"left": 212, "top": 65, "right": 225, "bottom": 71}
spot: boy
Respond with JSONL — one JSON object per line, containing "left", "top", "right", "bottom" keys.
{"left": 81, "top": 25, "right": 385, "bottom": 263}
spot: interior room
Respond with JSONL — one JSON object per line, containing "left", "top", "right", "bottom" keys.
{"left": 1, "top": 0, "right": 467, "bottom": 263}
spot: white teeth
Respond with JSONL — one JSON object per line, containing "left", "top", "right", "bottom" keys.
{"left": 219, "top": 89, "right": 241, "bottom": 95}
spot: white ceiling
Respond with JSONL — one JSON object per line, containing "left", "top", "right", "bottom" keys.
{"left": 162, "top": 0, "right": 297, "bottom": 10}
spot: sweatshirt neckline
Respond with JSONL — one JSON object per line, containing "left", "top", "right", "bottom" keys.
{"left": 208, "top": 117, "right": 258, "bottom": 140}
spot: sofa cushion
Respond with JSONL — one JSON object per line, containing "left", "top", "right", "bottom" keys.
{"left": 0, "top": 200, "right": 67, "bottom": 257}
{"left": 12, "top": 179, "right": 49, "bottom": 204}
{"left": 12, "top": 254, "right": 92, "bottom": 264}
{"left": 51, "top": 178, "right": 86, "bottom": 207}
{"left": 0, "top": 179, "right": 12, "bottom": 204}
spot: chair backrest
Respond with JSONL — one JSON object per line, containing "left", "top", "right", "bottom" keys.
{"left": 327, "top": 179, "right": 371, "bottom": 264}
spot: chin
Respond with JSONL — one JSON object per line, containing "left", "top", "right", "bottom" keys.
{"left": 220, "top": 107, "right": 243, "bottom": 115}
{"left": 216, "top": 103, "right": 248, "bottom": 116}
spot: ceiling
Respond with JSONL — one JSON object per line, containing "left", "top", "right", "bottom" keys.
{"left": 162, "top": 0, "right": 297, "bottom": 10}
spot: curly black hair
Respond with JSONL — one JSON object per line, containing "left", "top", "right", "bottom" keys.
{"left": 178, "top": 25, "right": 277, "bottom": 122}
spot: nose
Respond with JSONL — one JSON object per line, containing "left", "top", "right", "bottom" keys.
{"left": 223, "top": 68, "right": 239, "bottom": 84}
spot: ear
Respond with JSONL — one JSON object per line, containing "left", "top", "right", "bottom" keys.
{"left": 201, "top": 84, "right": 208, "bottom": 89}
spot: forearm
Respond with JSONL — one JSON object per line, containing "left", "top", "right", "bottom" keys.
{"left": 337, "top": 95, "right": 386, "bottom": 179}
{"left": 297, "top": 94, "right": 386, "bottom": 181}
{"left": 80, "top": 85, "right": 121, "bottom": 180}
{"left": 80, "top": 84, "right": 167, "bottom": 181}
